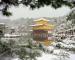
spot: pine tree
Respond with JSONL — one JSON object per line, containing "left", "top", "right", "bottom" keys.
{"left": 0, "top": 0, "right": 75, "bottom": 16}
{"left": 0, "top": 31, "right": 52, "bottom": 60}
{"left": 53, "top": 18, "right": 75, "bottom": 52}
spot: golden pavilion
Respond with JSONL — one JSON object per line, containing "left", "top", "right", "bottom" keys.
{"left": 30, "top": 18, "right": 54, "bottom": 46}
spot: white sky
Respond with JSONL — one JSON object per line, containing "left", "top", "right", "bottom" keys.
{"left": 0, "top": 4, "right": 71, "bottom": 20}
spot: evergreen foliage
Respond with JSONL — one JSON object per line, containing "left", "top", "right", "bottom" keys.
{"left": 0, "top": 0, "right": 75, "bottom": 16}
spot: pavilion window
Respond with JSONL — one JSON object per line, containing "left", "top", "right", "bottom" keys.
{"left": 32, "top": 30, "right": 48, "bottom": 41}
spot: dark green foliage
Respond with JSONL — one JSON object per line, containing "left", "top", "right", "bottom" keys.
{"left": 0, "top": 40, "right": 11, "bottom": 56}
{"left": 0, "top": 37, "right": 51, "bottom": 60}
{"left": 1, "top": 0, "right": 19, "bottom": 5}
{"left": 1, "top": 4, "right": 12, "bottom": 16}
{"left": 0, "top": 0, "right": 75, "bottom": 16}
{"left": 2, "top": 11, "right": 12, "bottom": 16}
{"left": 67, "top": 8, "right": 75, "bottom": 24}
{"left": 13, "top": 40, "right": 42, "bottom": 60}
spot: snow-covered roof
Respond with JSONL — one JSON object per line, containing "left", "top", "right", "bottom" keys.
{"left": 29, "top": 30, "right": 33, "bottom": 31}
{"left": 30, "top": 24, "right": 54, "bottom": 27}
{"left": 4, "top": 34, "right": 20, "bottom": 38}
{"left": 0, "top": 23, "right": 5, "bottom": 25}
{"left": 34, "top": 18, "right": 49, "bottom": 21}
{"left": 30, "top": 24, "right": 43, "bottom": 26}
{"left": 11, "top": 27, "right": 15, "bottom": 29}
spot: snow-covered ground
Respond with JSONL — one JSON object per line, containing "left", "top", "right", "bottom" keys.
{"left": 37, "top": 53, "right": 75, "bottom": 60}
{"left": 70, "top": 54, "right": 75, "bottom": 60}
{"left": 11, "top": 46, "right": 75, "bottom": 60}
{"left": 37, "top": 47, "right": 75, "bottom": 60}
{"left": 37, "top": 53, "right": 57, "bottom": 60}
{"left": 12, "top": 53, "right": 75, "bottom": 60}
